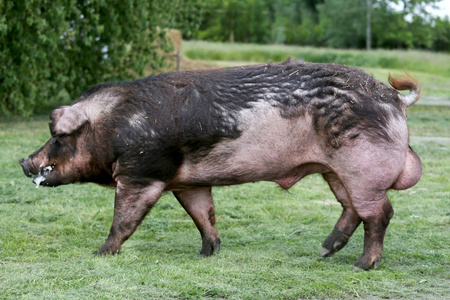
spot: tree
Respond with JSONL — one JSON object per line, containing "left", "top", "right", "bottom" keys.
{"left": 197, "top": 0, "right": 272, "bottom": 43}
{"left": 0, "top": 0, "right": 202, "bottom": 116}
{"left": 318, "top": 0, "right": 443, "bottom": 49}
{"left": 371, "top": 0, "right": 413, "bottom": 48}
{"left": 432, "top": 17, "right": 450, "bottom": 51}
{"left": 366, "top": 0, "right": 372, "bottom": 50}
{"left": 318, "top": 0, "right": 367, "bottom": 48}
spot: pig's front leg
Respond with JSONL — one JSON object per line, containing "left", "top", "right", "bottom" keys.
{"left": 173, "top": 187, "right": 221, "bottom": 256}
{"left": 94, "top": 180, "right": 166, "bottom": 255}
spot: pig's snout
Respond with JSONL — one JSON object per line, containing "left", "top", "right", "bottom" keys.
{"left": 19, "top": 158, "right": 33, "bottom": 177}
{"left": 19, "top": 157, "right": 56, "bottom": 188}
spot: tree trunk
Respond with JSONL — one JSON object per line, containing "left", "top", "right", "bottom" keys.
{"left": 366, "top": 0, "right": 372, "bottom": 50}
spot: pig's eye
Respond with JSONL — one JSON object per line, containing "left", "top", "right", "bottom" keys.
{"left": 52, "top": 137, "right": 63, "bottom": 147}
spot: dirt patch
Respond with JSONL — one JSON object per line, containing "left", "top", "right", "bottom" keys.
{"left": 410, "top": 136, "right": 450, "bottom": 143}
{"left": 313, "top": 199, "right": 340, "bottom": 206}
{"left": 155, "top": 29, "right": 218, "bottom": 73}
{"left": 419, "top": 97, "right": 450, "bottom": 106}
{"left": 166, "top": 29, "right": 182, "bottom": 53}
{"left": 165, "top": 53, "right": 219, "bottom": 72}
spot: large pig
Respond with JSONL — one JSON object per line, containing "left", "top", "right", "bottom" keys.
{"left": 19, "top": 59, "right": 422, "bottom": 270}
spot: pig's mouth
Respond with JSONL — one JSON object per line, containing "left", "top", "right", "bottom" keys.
{"left": 19, "top": 159, "right": 56, "bottom": 188}
{"left": 31, "top": 163, "right": 55, "bottom": 188}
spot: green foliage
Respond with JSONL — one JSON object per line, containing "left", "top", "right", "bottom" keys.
{"left": 318, "top": 0, "right": 367, "bottom": 48}
{"left": 193, "top": 0, "right": 450, "bottom": 52}
{"left": 0, "top": 0, "right": 202, "bottom": 116}
{"left": 196, "top": 0, "right": 272, "bottom": 43}
{"left": 197, "top": 0, "right": 319, "bottom": 44}
{"left": 433, "top": 17, "right": 450, "bottom": 51}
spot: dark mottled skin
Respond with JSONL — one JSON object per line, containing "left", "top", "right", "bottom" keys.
{"left": 19, "top": 59, "right": 422, "bottom": 270}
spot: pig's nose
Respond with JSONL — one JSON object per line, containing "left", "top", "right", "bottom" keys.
{"left": 19, "top": 158, "right": 32, "bottom": 177}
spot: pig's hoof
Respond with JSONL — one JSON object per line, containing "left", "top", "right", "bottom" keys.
{"left": 321, "top": 229, "right": 348, "bottom": 257}
{"left": 199, "top": 238, "right": 221, "bottom": 257}
{"left": 93, "top": 249, "right": 120, "bottom": 256}
{"left": 93, "top": 244, "right": 121, "bottom": 256}
{"left": 352, "top": 265, "right": 366, "bottom": 271}
{"left": 199, "top": 245, "right": 220, "bottom": 257}
{"left": 353, "top": 255, "right": 382, "bottom": 271}
{"left": 320, "top": 247, "right": 333, "bottom": 257}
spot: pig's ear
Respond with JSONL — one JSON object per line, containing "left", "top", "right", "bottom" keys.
{"left": 50, "top": 106, "right": 88, "bottom": 136}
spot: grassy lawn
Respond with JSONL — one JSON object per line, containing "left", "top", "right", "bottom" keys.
{"left": 1, "top": 111, "right": 449, "bottom": 299}
{"left": 1, "top": 43, "right": 449, "bottom": 298}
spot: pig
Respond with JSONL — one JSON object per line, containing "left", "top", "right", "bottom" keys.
{"left": 19, "top": 59, "right": 422, "bottom": 270}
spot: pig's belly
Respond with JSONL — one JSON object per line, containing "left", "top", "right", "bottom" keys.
{"left": 171, "top": 141, "right": 329, "bottom": 189}
{"left": 170, "top": 107, "right": 329, "bottom": 189}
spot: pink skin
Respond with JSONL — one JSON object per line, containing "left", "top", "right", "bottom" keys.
{"left": 19, "top": 90, "right": 421, "bottom": 270}
{"left": 324, "top": 140, "right": 401, "bottom": 270}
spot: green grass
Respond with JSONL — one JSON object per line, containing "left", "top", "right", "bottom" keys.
{"left": 1, "top": 43, "right": 450, "bottom": 297}
{"left": 1, "top": 103, "right": 449, "bottom": 298}
{"left": 183, "top": 41, "right": 450, "bottom": 100}
{"left": 407, "top": 105, "right": 450, "bottom": 137}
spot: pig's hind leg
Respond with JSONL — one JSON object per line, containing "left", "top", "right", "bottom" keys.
{"left": 321, "top": 173, "right": 362, "bottom": 258}
{"left": 173, "top": 187, "right": 221, "bottom": 256}
{"left": 94, "top": 180, "right": 166, "bottom": 255}
{"left": 337, "top": 168, "right": 395, "bottom": 270}
{"left": 350, "top": 191, "right": 393, "bottom": 271}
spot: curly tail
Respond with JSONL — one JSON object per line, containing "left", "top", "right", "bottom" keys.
{"left": 388, "top": 73, "right": 421, "bottom": 107}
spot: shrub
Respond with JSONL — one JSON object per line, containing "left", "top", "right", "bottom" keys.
{"left": 0, "top": 0, "right": 202, "bottom": 116}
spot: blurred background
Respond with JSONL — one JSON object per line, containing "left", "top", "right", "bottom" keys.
{"left": 1, "top": 0, "right": 449, "bottom": 116}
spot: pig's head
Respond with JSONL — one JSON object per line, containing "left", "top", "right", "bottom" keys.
{"left": 19, "top": 105, "right": 92, "bottom": 187}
